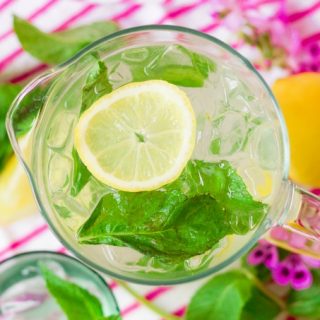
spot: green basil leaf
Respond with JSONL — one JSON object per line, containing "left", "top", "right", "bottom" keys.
{"left": 186, "top": 271, "right": 252, "bottom": 320}
{"left": 241, "top": 287, "right": 280, "bottom": 320}
{"left": 14, "top": 16, "right": 119, "bottom": 64}
{"left": 287, "top": 269, "right": 320, "bottom": 318}
{"left": 101, "top": 316, "right": 122, "bottom": 320}
{"left": 78, "top": 160, "right": 266, "bottom": 261}
{"left": 0, "top": 84, "right": 22, "bottom": 171}
{"left": 71, "top": 58, "right": 112, "bottom": 196}
{"left": 40, "top": 263, "right": 107, "bottom": 320}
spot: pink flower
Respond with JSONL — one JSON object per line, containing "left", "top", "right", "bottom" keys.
{"left": 272, "top": 254, "right": 313, "bottom": 290}
{"left": 247, "top": 241, "right": 279, "bottom": 268}
{"left": 292, "top": 264, "right": 313, "bottom": 290}
{"left": 272, "top": 261, "right": 292, "bottom": 286}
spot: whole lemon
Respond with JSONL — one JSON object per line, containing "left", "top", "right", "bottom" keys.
{"left": 273, "top": 72, "right": 320, "bottom": 187}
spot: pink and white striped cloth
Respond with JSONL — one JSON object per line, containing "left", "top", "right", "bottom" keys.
{"left": 1, "top": 0, "right": 320, "bottom": 318}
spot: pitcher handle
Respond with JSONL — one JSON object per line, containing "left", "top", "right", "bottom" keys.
{"left": 268, "top": 182, "right": 320, "bottom": 258}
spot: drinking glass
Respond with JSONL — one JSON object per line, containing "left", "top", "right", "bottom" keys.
{"left": 6, "top": 25, "right": 320, "bottom": 285}
{"left": 0, "top": 251, "right": 119, "bottom": 318}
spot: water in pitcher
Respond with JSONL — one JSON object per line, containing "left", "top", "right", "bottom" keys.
{"left": 33, "top": 44, "right": 283, "bottom": 272}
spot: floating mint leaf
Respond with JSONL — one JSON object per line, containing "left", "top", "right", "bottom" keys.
{"left": 78, "top": 160, "right": 267, "bottom": 261}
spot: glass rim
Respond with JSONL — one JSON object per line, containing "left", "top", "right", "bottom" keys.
{"left": 0, "top": 250, "right": 120, "bottom": 313}
{"left": 7, "top": 24, "right": 290, "bottom": 286}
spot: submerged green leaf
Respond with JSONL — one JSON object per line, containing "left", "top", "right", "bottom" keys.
{"left": 71, "top": 58, "right": 112, "bottom": 196}
{"left": 80, "top": 59, "right": 112, "bottom": 114}
{"left": 12, "top": 86, "right": 48, "bottom": 137}
{"left": 71, "top": 148, "right": 91, "bottom": 197}
{"left": 78, "top": 160, "right": 267, "bottom": 261}
{"left": 71, "top": 55, "right": 112, "bottom": 197}
{"left": 14, "top": 16, "right": 119, "bottom": 64}
{"left": 113, "top": 45, "right": 215, "bottom": 87}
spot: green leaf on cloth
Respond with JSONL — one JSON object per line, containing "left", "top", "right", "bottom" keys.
{"left": 14, "top": 16, "right": 119, "bottom": 64}
{"left": 0, "top": 84, "right": 22, "bottom": 171}
{"left": 241, "top": 287, "right": 280, "bottom": 320}
{"left": 186, "top": 271, "right": 252, "bottom": 320}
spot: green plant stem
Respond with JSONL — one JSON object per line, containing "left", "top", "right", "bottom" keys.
{"left": 240, "top": 268, "right": 286, "bottom": 310}
{"left": 116, "top": 280, "right": 181, "bottom": 320}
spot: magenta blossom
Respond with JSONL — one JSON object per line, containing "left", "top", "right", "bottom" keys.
{"left": 247, "top": 240, "right": 279, "bottom": 269}
{"left": 272, "top": 254, "right": 313, "bottom": 290}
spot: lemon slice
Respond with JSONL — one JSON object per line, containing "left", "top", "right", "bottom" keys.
{"left": 74, "top": 80, "right": 196, "bottom": 192}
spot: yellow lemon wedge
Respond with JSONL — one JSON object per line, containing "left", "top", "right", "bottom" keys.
{"left": 0, "top": 134, "right": 37, "bottom": 225}
{"left": 273, "top": 72, "right": 320, "bottom": 187}
{"left": 74, "top": 80, "right": 196, "bottom": 192}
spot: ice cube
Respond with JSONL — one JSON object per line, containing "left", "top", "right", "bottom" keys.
{"left": 52, "top": 193, "right": 89, "bottom": 230}
{"left": 48, "top": 153, "right": 72, "bottom": 193}
{"left": 210, "top": 111, "right": 247, "bottom": 156}
{"left": 46, "top": 113, "right": 76, "bottom": 149}
{"left": 250, "top": 125, "right": 280, "bottom": 170}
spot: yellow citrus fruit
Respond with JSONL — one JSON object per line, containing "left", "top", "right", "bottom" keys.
{"left": 74, "top": 80, "right": 196, "bottom": 192}
{"left": 0, "top": 134, "right": 37, "bottom": 225}
{"left": 273, "top": 72, "right": 320, "bottom": 187}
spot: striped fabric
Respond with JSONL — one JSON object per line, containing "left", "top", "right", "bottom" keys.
{"left": 1, "top": 0, "right": 320, "bottom": 318}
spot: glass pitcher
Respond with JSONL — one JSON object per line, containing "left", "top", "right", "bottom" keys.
{"left": 6, "top": 25, "right": 320, "bottom": 285}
